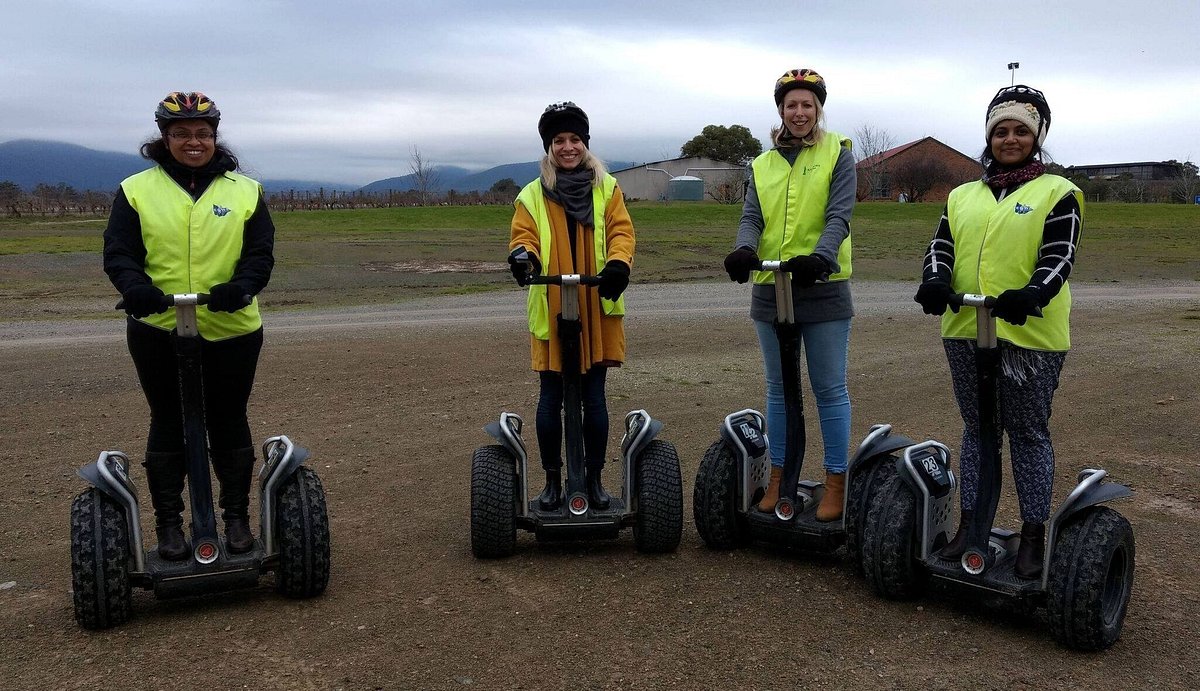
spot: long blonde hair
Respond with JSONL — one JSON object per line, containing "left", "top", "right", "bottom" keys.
{"left": 770, "top": 97, "right": 825, "bottom": 148}
{"left": 539, "top": 143, "right": 609, "bottom": 189}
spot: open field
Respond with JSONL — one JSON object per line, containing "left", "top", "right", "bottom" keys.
{"left": 1, "top": 202, "right": 1197, "bottom": 321}
{"left": 1, "top": 204, "right": 1198, "bottom": 689}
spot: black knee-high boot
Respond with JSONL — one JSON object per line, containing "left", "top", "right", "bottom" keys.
{"left": 143, "top": 451, "right": 189, "bottom": 560}
{"left": 586, "top": 464, "right": 611, "bottom": 510}
{"left": 211, "top": 447, "right": 257, "bottom": 553}
{"left": 537, "top": 469, "right": 562, "bottom": 510}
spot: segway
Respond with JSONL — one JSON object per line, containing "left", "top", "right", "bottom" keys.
{"left": 693, "top": 260, "right": 898, "bottom": 565}
{"left": 860, "top": 292, "right": 1135, "bottom": 650}
{"left": 470, "top": 253, "right": 683, "bottom": 557}
{"left": 69, "top": 293, "right": 330, "bottom": 630}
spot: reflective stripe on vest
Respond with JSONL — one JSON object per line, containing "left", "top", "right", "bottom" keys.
{"left": 941, "top": 174, "right": 1083, "bottom": 351}
{"left": 121, "top": 166, "right": 263, "bottom": 340}
{"left": 515, "top": 174, "right": 624, "bottom": 340}
{"left": 750, "top": 131, "right": 852, "bottom": 284}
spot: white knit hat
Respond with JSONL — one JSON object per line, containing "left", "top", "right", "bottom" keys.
{"left": 985, "top": 85, "right": 1051, "bottom": 146}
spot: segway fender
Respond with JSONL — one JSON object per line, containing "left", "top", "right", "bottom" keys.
{"left": 718, "top": 409, "right": 770, "bottom": 513}
{"left": 849, "top": 424, "right": 917, "bottom": 468}
{"left": 893, "top": 441, "right": 956, "bottom": 561}
{"left": 621, "top": 409, "right": 662, "bottom": 461}
{"left": 484, "top": 412, "right": 529, "bottom": 467}
{"left": 77, "top": 451, "right": 145, "bottom": 573}
{"left": 1044, "top": 469, "right": 1134, "bottom": 589}
{"left": 259, "top": 435, "right": 316, "bottom": 556}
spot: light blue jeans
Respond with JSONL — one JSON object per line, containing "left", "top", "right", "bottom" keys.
{"left": 754, "top": 318, "right": 852, "bottom": 473}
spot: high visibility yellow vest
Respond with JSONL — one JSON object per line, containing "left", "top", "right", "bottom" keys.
{"left": 750, "top": 131, "right": 852, "bottom": 284}
{"left": 942, "top": 174, "right": 1083, "bottom": 351}
{"left": 121, "top": 166, "right": 264, "bottom": 340}
{"left": 515, "top": 174, "right": 624, "bottom": 340}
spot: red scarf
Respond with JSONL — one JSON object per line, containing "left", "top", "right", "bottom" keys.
{"left": 984, "top": 160, "right": 1045, "bottom": 189}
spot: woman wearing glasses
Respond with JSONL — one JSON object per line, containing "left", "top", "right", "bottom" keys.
{"left": 103, "top": 91, "right": 275, "bottom": 560}
{"left": 506, "top": 101, "right": 635, "bottom": 511}
{"left": 721, "top": 68, "right": 857, "bottom": 521}
{"left": 914, "top": 85, "right": 1083, "bottom": 579}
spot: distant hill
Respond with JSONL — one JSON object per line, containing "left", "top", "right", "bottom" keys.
{"left": 0, "top": 140, "right": 146, "bottom": 192}
{"left": 0, "top": 139, "right": 638, "bottom": 196}
{"left": 358, "top": 160, "right": 637, "bottom": 194}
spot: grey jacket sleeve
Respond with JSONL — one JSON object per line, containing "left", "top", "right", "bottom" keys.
{"left": 734, "top": 173, "right": 764, "bottom": 251}
{"left": 812, "top": 145, "right": 856, "bottom": 272}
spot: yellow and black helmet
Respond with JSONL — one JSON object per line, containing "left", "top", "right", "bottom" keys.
{"left": 774, "top": 69, "right": 827, "bottom": 106}
{"left": 155, "top": 91, "right": 220, "bottom": 130}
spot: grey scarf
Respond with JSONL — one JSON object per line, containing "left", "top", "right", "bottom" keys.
{"left": 543, "top": 167, "right": 594, "bottom": 227}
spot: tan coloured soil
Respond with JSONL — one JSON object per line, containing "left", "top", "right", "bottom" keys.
{"left": 1, "top": 281, "right": 1198, "bottom": 690}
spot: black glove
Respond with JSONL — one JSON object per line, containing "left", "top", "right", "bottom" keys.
{"left": 913, "top": 280, "right": 956, "bottom": 316}
{"left": 120, "top": 284, "right": 168, "bottom": 318}
{"left": 508, "top": 247, "right": 540, "bottom": 287}
{"left": 723, "top": 246, "right": 759, "bottom": 284}
{"left": 782, "top": 254, "right": 831, "bottom": 288}
{"left": 207, "top": 282, "right": 252, "bottom": 313}
{"left": 991, "top": 287, "right": 1042, "bottom": 326}
{"left": 596, "top": 260, "right": 630, "bottom": 300}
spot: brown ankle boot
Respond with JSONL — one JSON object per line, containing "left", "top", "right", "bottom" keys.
{"left": 940, "top": 509, "right": 973, "bottom": 559}
{"left": 1014, "top": 521, "right": 1045, "bottom": 579}
{"left": 757, "top": 466, "right": 783, "bottom": 512}
{"left": 816, "top": 472, "right": 846, "bottom": 522}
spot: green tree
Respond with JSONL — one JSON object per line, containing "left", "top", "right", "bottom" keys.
{"left": 488, "top": 177, "right": 520, "bottom": 197}
{"left": 680, "top": 124, "right": 762, "bottom": 165}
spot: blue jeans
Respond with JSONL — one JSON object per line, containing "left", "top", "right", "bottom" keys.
{"left": 536, "top": 366, "right": 609, "bottom": 472}
{"left": 754, "top": 318, "right": 851, "bottom": 473}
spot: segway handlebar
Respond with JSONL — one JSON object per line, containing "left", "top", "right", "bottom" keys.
{"left": 948, "top": 292, "right": 1043, "bottom": 318}
{"left": 115, "top": 291, "right": 252, "bottom": 311}
{"left": 525, "top": 274, "right": 604, "bottom": 286}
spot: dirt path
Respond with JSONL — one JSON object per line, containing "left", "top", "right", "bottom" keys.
{"left": 2, "top": 280, "right": 1199, "bottom": 689}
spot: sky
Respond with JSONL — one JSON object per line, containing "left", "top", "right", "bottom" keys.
{"left": 3, "top": 0, "right": 1198, "bottom": 186}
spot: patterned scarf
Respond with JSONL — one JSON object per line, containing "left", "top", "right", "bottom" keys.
{"left": 543, "top": 167, "right": 595, "bottom": 227}
{"left": 983, "top": 160, "right": 1045, "bottom": 190}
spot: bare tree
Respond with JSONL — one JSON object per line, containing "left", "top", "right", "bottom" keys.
{"left": 1167, "top": 159, "right": 1200, "bottom": 204}
{"left": 409, "top": 147, "right": 441, "bottom": 206}
{"left": 853, "top": 124, "right": 896, "bottom": 200}
{"left": 890, "top": 157, "right": 953, "bottom": 203}
{"left": 705, "top": 169, "right": 749, "bottom": 205}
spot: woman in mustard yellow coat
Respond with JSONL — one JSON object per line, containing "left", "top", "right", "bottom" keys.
{"left": 507, "top": 101, "right": 635, "bottom": 511}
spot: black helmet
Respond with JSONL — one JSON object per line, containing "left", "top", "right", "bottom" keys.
{"left": 155, "top": 91, "right": 220, "bottom": 131}
{"left": 537, "top": 101, "right": 590, "bottom": 152}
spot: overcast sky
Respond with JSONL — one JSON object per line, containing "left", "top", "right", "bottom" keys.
{"left": 4, "top": 0, "right": 1198, "bottom": 185}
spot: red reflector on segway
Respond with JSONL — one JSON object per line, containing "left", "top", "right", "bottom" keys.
{"left": 963, "top": 551, "right": 984, "bottom": 573}
{"left": 775, "top": 500, "right": 794, "bottom": 521}
{"left": 570, "top": 496, "right": 587, "bottom": 512}
{"left": 195, "top": 541, "right": 219, "bottom": 564}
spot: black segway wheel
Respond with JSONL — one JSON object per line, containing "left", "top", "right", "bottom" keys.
{"left": 275, "top": 467, "right": 331, "bottom": 598}
{"left": 1046, "top": 506, "right": 1135, "bottom": 651}
{"left": 633, "top": 439, "right": 683, "bottom": 553}
{"left": 843, "top": 456, "right": 897, "bottom": 575}
{"left": 471, "top": 445, "right": 518, "bottom": 558}
{"left": 692, "top": 440, "right": 751, "bottom": 550}
{"left": 70, "top": 488, "right": 132, "bottom": 630}
{"left": 862, "top": 474, "right": 928, "bottom": 600}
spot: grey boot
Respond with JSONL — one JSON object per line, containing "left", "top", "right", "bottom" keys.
{"left": 211, "top": 447, "right": 257, "bottom": 554}
{"left": 143, "top": 451, "right": 189, "bottom": 560}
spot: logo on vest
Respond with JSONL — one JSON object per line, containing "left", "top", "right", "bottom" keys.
{"left": 1013, "top": 202, "right": 1033, "bottom": 215}
{"left": 802, "top": 164, "right": 822, "bottom": 175}
{"left": 212, "top": 204, "right": 231, "bottom": 217}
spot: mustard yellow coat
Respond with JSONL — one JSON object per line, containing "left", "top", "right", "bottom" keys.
{"left": 509, "top": 184, "right": 635, "bottom": 372}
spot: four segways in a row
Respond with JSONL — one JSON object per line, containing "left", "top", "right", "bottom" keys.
{"left": 471, "top": 261, "right": 683, "bottom": 557}
{"left": 70, "top": 293, "right": 331, "bottom": 630}
{"left": 859, "top": 293, "right": 1135, "bottom": 651}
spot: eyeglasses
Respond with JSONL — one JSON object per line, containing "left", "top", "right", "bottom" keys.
{"left": 167, "top": 130, "right": 215, "bottom": 141}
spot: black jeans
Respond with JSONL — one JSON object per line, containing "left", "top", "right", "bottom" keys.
{"left": 536, "top": 366, "right": 608, "bottom": 472}
{"left": 127, "top": 318, "right": 263, "bottom": 454}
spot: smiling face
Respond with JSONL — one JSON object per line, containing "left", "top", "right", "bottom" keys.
{"left": 990, "top": 119, "right": 1036, "bottom": 167}
{"left": 551, "top": 132, "right": 585, "bottom": 170}
{"left": 163, "top": 118, "right": 216, "bottom": 168}
{"left": 780, "top": 88, "right": 819, "bottom": 139}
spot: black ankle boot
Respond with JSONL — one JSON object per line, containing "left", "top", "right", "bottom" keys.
{"left": 537, "top": 470, "right": 562, "bottom": 510}
{"left": 143, "top": 451, "right": 189, "bottom": 561}
{"left": 586, "top": 467, "right": 611, "bottom": 510}
{"left": 940, "top": 509, "right": 973, "bottom": 559}
{"left": 212, "top": 447, "right": 257, "bottom": 554}
{"left": 1014, "top": 521, "right": 1045, "bottom": 579}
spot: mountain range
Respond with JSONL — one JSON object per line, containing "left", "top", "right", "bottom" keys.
{"left": 0, "top": 140, "right": 636, "bottom": 195}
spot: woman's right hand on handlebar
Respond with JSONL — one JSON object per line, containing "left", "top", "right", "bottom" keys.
{"left": 913, "top": 280, "right": 957, "bottom": 316}
{"left": 120, "top": 284, "right": 169, "bottom": 318}
{"left": 508, "top": 246, "right": 540, "bottom": 287}
{"left": 723, "top": 246, "right": 759, "bottom": 284}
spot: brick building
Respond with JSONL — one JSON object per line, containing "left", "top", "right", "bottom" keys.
{"left": 856, "top": 137, "right": 981, "bottom": 202}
